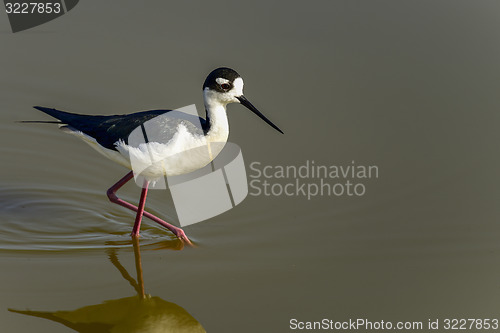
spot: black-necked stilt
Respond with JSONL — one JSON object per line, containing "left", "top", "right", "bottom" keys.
{"left": 27, "top": 67, "right": 283, "bottom": 244}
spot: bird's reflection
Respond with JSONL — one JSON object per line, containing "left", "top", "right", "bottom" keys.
{"left": 9, "top": 238, "right": 206, "bottom": 333}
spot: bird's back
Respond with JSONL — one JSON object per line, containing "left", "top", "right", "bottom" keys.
{"left": 34, "top": 106, "right": 208, "bottom": 151}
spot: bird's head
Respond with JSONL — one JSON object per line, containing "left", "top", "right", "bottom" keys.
{"left": 203, "top": 67, "right": 283, "bottom": 134}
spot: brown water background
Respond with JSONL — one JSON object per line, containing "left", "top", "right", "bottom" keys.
{"left": 1, "top": 1, "right": 500, "bottom": 332}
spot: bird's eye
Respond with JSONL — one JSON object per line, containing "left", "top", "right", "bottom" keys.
{"left": 221, "top": 83, "right": 230, "bottom": 90}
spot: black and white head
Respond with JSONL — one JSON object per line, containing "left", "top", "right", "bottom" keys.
{"left": 203, "top": 67, "right": 283, "bottom": 134}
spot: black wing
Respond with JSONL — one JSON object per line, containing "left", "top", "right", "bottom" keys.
{"left": 33, "top": 106, "right": 208, "bottom": 151}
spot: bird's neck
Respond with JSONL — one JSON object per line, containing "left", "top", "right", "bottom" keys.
{"left": 204, "top": 93, "right": 229, "bottom": 143}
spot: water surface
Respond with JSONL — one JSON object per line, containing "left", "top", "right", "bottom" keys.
{"left": 2, "top": 1, "right": 500, "bottom": 332}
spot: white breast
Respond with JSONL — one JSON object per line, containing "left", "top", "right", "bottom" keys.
{"left": 61, "top": 118, "right": 229, "bottom": 182}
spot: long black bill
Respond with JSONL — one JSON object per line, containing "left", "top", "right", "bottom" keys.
{"left": 236, "top": 95, "right": 284, "bottom": 134}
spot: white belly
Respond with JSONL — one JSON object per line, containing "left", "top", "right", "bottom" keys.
{"left": 62, "top": 124, "right": 228, "bottom": 181}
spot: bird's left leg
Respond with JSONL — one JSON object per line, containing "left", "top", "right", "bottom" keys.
{"left": 131, "top": 179, "right": 149, "bottom": 237}
{"left": 106, "top": 171, "right": 192, "bottom": 244}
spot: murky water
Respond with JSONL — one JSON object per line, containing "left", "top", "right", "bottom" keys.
{"left": 2, "top": 1, "right": 500, "bottom": 332}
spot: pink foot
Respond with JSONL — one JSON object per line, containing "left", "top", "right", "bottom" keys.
{"left": 107, "top": 171, "right": 193, "bottom": 246}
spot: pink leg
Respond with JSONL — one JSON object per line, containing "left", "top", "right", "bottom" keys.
{"left": 131, "top": 179, "right": 148, "bottom": 237}
{"left": 106, "top": 171, "right": 192, "bottom": 245}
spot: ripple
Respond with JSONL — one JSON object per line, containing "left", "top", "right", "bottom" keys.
{"left": 0, "top": 183, "right": 185, "bottom": 252}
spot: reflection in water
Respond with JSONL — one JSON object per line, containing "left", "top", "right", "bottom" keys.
{"left": 0, "top": 183, "right": 194, "bottom": 252}
{"left": 9, "top": 238, "right": 206, "bottom": 333}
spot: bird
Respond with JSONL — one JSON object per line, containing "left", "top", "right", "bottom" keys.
{"left": 26, "top": 67, "right": 283, "bottom": 244}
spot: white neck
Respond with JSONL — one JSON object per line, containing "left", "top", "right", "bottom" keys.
{"left": 203, "top": 88, "right": 229, "bottom": 143}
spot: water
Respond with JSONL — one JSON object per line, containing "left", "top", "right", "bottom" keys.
{"left": 2, "top": 1, "right": 500, "bottom": 332}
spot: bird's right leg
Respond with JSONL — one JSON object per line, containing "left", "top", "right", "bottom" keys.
{"left": 106, "top": 171, "right": 192, "bottom": 245}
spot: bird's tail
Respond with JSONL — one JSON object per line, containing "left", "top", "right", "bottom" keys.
{"left": 20, "top": 106, "right": 76, "bottom": 124}
{"left": 18, "top": 120, "right": 62, "bottom": 124}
